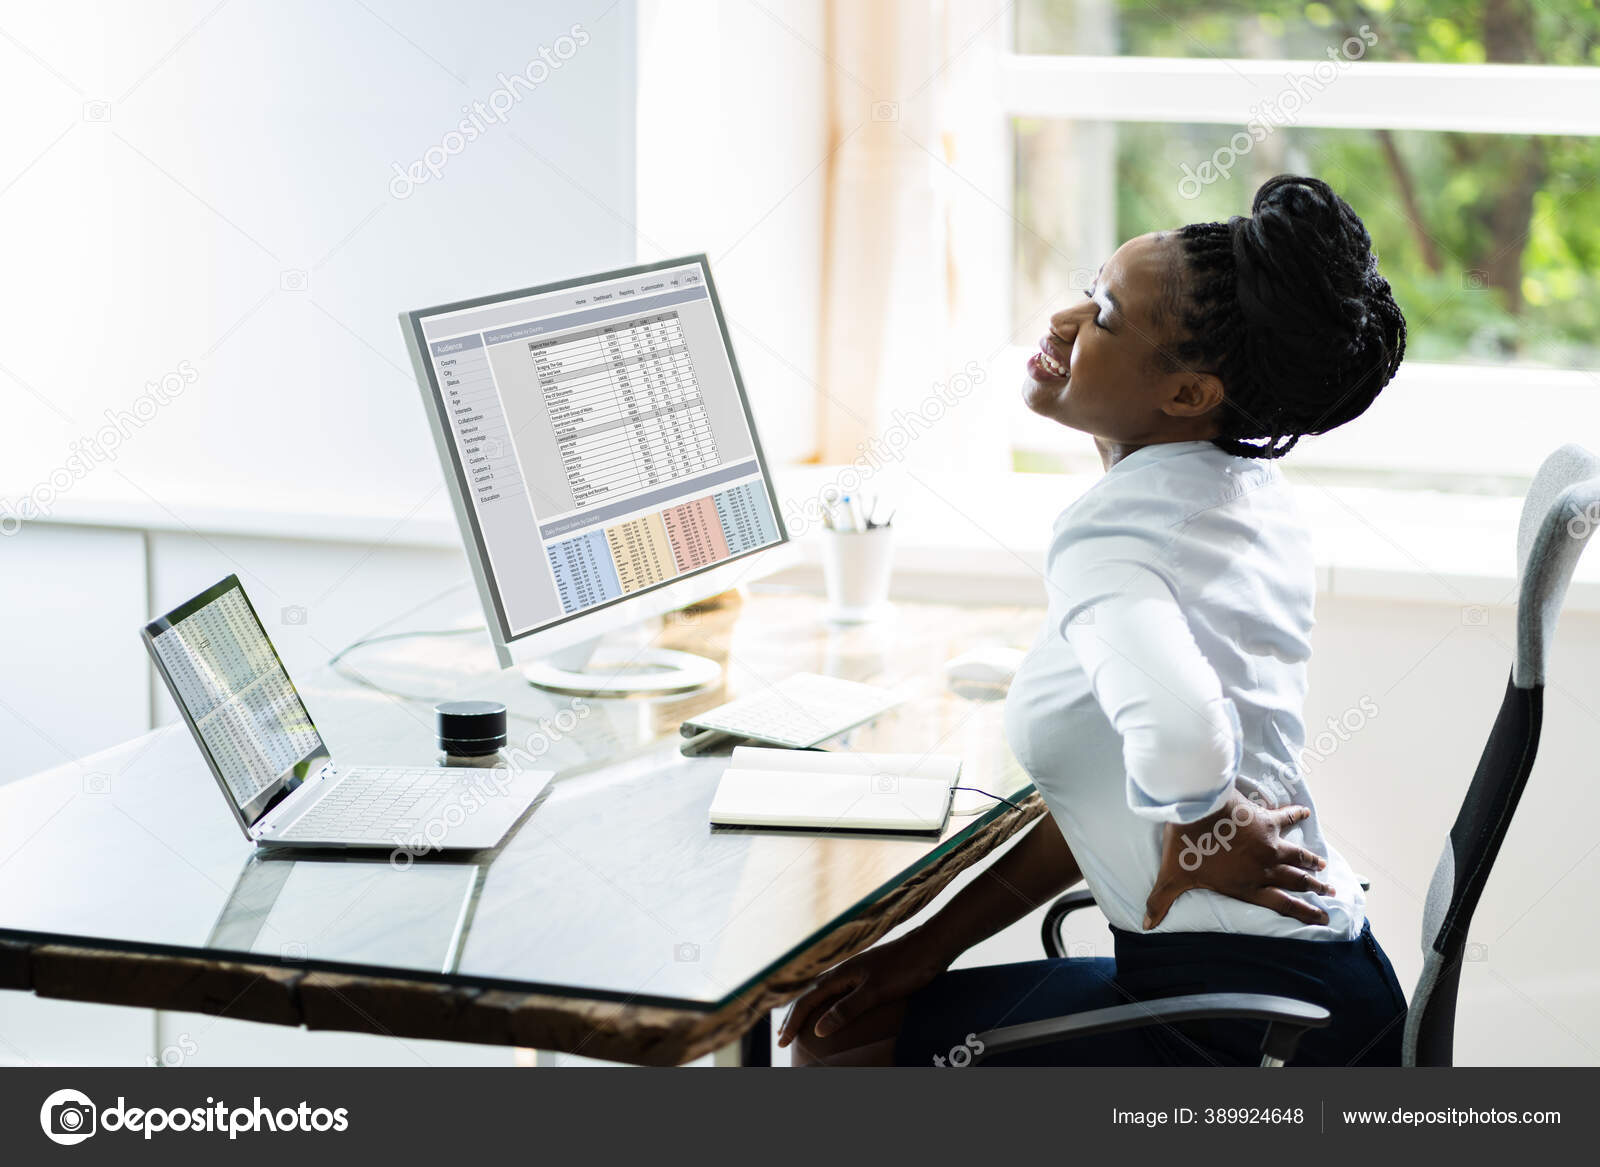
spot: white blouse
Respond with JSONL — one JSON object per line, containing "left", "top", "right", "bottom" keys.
{"left": 1004, "top": 440, "right": 1364, "bottom": 940}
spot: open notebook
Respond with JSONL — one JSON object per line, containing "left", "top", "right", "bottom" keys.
{"left": 707, "top": 747, "right": 962, "bottom": 835}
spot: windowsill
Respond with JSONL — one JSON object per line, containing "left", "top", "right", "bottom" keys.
{"left": 11, "top": 465, "right": 1598, "bottom": 613}
{"left": 772, "top": 466, "right": 1599, "bottom": 613}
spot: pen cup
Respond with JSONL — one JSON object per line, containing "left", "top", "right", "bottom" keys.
{"left": 820, "top": 525, "right": 894, "bottom": 623}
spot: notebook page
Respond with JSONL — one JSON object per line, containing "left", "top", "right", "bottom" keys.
{"left": 727, "top": 747, "right": 961, "bottom": 784}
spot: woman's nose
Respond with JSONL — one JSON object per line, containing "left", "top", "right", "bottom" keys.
{"left": 1049, "top": 313, "right": 1081, "bottom": 345}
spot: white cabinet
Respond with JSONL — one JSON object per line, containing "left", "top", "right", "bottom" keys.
{"left": 0, "top": 524, "right": 150, "bottom": 787}
{"left": 0, "top": 997, "right": 156, "bottom": 1068}
{"left": 154, "top": 1014, "right": 519, "bottom": 1068}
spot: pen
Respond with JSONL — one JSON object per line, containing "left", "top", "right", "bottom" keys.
{"left": 841, "top": 494, "right": 865, "bottom": 532}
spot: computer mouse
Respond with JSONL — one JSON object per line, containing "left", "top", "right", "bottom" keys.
{"left": 942, "top": 646, "right": 1026, "bottom": 690}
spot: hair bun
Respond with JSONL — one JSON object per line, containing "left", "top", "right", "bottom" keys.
{"left": 1229, "top": 176, "right": 1374, "bottom": 339}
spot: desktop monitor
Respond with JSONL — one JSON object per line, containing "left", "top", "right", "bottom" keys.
{"left": 402, "top": 256, "right": 789, "bottom": 695}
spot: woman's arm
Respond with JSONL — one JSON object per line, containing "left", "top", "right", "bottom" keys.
{"left": 911, "top": 810, "right": 1082, "bottom": 965}
{"left": 778, "top": 805, "right": 1334, "bottom": 1049}
{"left": 777, "top": 814, "right": 1080, "bottom": 1048}
{"left": 1057, "top": 548, "right": 1241, "bottom": 823}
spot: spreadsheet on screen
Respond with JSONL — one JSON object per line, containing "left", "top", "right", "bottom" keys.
{"left": 149, "top": 586, "right": 319, "bottom": 809}
{"left": 417, "top": 260, "right": 781, "bottom": 638}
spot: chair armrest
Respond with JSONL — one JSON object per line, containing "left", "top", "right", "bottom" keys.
{"left": 1040, "top": 888, "right": 1099, "bottom": 958}
{"left": 973, "top": 992, "right": 1331, "bottom": 1066}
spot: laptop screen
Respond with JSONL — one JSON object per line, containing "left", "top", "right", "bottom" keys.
{"left": 143, "top": 576, "right": 326, "bottom": 829}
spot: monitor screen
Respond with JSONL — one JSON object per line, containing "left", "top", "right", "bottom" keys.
{"left": 406, "top": 257, "right": 785, "bottom": 643}
{"left": 144, "top": 576, "right": 324, "bottom": 824}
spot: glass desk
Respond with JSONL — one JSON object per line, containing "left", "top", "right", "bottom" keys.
{"left": 0, "top": 589, "right": 1043, "bottom": 1065}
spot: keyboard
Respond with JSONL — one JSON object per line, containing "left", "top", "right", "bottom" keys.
{"left": 279, "top": 767, "right": 463, "bottom": 841}
{"left": 681, "top": 673, "right": 901, "bottom": 749}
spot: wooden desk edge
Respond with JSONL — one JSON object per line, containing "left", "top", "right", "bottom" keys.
{"left": 0, "top": 794, "right": 1043, "bottom": 1066}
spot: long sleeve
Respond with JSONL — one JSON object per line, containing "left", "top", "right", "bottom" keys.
{"left": 1052, "top": 540, "right": 1241, "bottom": 824}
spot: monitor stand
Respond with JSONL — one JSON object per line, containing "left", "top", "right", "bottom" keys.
{"left": 520, "top": 636, "right": 721, "bottom": 698}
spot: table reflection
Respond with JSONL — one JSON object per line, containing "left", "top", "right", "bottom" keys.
{"left": 208, "top": 853, "right": 486, "bottom": 974}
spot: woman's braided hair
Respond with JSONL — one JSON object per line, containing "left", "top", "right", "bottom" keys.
{"left": 1166, "top": 175, "right": 1407, "bottom": 460}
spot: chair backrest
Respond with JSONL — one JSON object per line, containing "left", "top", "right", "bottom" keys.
{"left": 1404, "top": 444, "right": 1600, "bottom": 1066}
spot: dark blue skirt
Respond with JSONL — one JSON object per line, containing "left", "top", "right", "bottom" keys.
{"left": 895, "top": 922, "right": 1408, "bottom": 1067}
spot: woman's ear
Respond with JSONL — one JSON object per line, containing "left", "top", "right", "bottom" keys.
{"left": 1162, "top": 370, "right": 1225, "bottom": 419}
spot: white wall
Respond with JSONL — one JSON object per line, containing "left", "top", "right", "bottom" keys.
{"left": 0, "top": 0, "right": 636, "bottom": 521}
{"left": 0, "top": 0, "right": 639, "bottom": 1068}
{"left": 1306, "top": 596, "right": 1600, "bottom": 1065}
{"left": 635, "top": 0, "right": 829, "bottom": 465}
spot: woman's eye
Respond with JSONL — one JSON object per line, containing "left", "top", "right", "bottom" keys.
{"left": 1084, "top": 288, "right": 1106, "bottom": 329}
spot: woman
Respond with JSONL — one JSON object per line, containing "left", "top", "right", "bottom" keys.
{"left": 780, "top": 175, "right": 1410, "bottom": 1067}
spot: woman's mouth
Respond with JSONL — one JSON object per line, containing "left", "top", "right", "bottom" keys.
{"left": 1029, "top": 339, "right": 1068, "bottom": 381}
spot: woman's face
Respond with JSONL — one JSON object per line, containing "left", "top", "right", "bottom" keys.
{"left": 1022, "top": 231, "right": 1220, "bottom": 446}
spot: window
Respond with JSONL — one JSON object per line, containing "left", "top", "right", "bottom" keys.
{"left": 1002, "top": 1, "right": 1600, "bottom": 484}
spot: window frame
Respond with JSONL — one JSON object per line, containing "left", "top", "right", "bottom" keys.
{"left": 998, "top": 55, "right": 1600, "bottom": 135}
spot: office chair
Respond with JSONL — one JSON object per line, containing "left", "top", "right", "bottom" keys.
{"left": 975, "top": 444, "right": 1600, "bottom": 1068}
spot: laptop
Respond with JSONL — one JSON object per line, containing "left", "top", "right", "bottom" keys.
{"left": 142, "top": 575, "right": 552, "bottom": 852}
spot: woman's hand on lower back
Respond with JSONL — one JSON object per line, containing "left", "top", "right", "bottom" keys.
{"left": 776, "top": 931, "right": 951, "bottom": 1049}
{"left": 1143, "top": 789, "right": 1338, "bottom": 929}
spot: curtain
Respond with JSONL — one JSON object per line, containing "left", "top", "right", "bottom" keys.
{"left": 815, "top": 0, "right": 1012, "bottom": 472}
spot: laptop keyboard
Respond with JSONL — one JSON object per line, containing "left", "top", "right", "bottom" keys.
{"left": 279, "top": 767, "right": 462, "bottom": 841}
